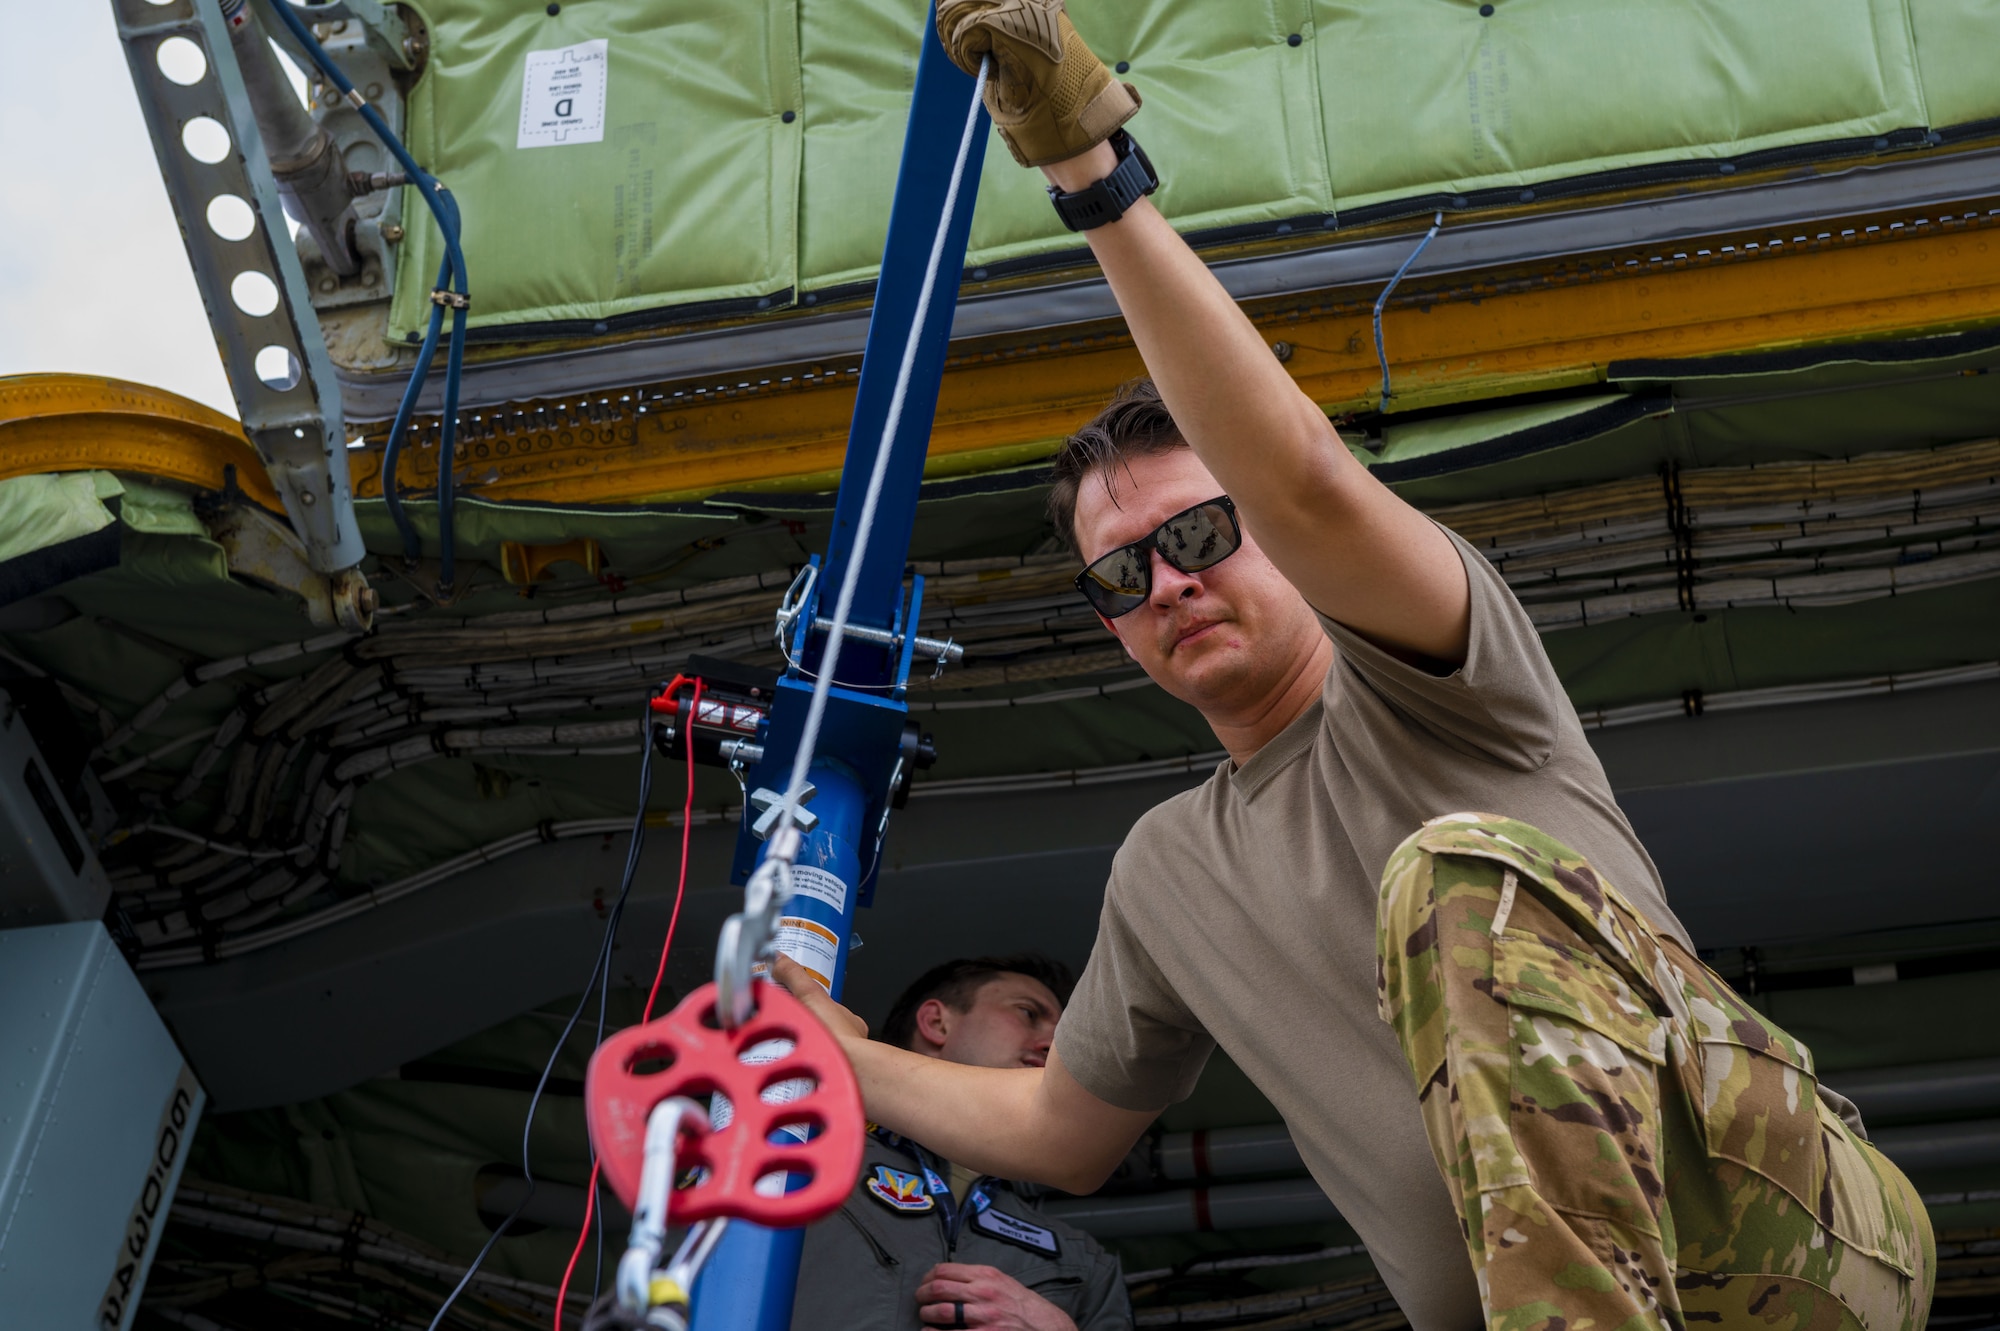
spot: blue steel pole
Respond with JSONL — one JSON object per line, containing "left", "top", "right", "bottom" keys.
{"left": 692, "top": 5, "right": 989, "bottom": 1327}
{"left": 811, "top": 15, "right": 991, "bottom": 651}
{"left": 688, "top": 760, "right": 866, "bottom": 1331}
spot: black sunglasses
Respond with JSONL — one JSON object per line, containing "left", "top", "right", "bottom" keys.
{"left": 1073, "top": 496, "right": 1241, "bottom": 619}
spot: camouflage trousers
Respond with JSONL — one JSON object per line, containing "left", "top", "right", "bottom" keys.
{"left": 1377, "top": 813, "right": 1934, "bottom": 1331}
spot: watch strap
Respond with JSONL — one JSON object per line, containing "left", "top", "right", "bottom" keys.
{"left": 1047, "top": 131, "right": 1158, "bottom": 233}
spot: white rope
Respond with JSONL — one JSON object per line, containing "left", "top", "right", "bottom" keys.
{"left": 770, "top": 56, "right": 991, "bottom": 847}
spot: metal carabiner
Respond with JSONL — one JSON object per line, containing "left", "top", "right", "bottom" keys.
{"left": 612, "top": 1095, "right": 716, "bottom": 1311}
{"left": 713, "top": 823, "right": 799, "bottom": 1028}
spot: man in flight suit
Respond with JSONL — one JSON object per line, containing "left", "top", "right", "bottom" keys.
{"left": 778, "top": 4, "right": 1937, "bottom": 1331}
{"left": 792, "top": 956, "right": 1130, "bottom": 1331}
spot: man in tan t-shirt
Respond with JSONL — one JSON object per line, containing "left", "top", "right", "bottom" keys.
{"left": 778, "top": 6, "right": 1934, "bottom": 1331}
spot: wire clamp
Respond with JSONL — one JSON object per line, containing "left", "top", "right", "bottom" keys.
{"left": 429, "top": 289, "right": 471, "bottom": 310}
{"left": 772, "top": 564, "right": 818, "bottom": 652}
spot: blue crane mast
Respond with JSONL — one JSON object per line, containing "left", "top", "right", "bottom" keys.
{"left": 683, "top": 16, "right": 992, "bottom": 1331}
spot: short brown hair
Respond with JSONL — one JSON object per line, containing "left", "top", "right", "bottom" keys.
{"left": 879, "top": 955, "right": 1074, "bottom": 1051}
{"left": 1047, "top": 378, "right": 1189, "bottom": 559}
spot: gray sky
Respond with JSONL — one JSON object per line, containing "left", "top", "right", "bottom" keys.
{"left": 0, "top": 2, "right": 239, "bottom": 416}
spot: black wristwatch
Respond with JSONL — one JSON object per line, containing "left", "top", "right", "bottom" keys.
{"left": 1047, "top": 130, "right": 1158, "bottom": 232}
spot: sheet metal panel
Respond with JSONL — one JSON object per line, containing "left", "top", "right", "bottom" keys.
{"left": 0, "top": 923, "right": 205, "bottom": 1331}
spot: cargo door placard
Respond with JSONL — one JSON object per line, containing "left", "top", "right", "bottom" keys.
{"left": 518, "top": 39, "right": 608, "bottom": 148}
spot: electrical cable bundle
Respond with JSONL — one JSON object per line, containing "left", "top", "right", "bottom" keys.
{"left": 70, "top": 433, "right": 2000, "bottom": 969}
{"left": 150, "top": 1181, "right": 577, "bottom": 1330}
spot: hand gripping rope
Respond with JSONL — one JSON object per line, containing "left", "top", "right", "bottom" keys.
{"left": 584, "top": 981, "right": 863, "bottom": 1320}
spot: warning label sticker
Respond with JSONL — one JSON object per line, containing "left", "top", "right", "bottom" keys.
{"left": 517, "top": 39, "right": 608, "bottom": 149}
{"left": 787, "top": 864, "right": 849, "bottom": 917}
{"left": 768, "top": 917, "right": 839, "bottom": 990}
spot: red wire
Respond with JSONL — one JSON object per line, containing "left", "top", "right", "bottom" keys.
{"left": 644, "top": 679, "right": 702, "bottom": 1024}
{"left": 555, "top": 679, "right": 706, "bottom": 1330}
{"left": 554, "top": 1161, "right": 602, "bottom": 1329}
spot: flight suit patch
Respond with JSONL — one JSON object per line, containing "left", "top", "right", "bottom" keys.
{"left": 864, "top": 1165, "right": 934, "bottom": 1214}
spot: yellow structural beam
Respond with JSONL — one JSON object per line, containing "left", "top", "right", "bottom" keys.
{"left": 1280, "top": 215, "right": 2000, "bottom": 413}
{"left": 362, "top": 208, "right": 2000, "bottom": 505}
{"left": 12, "top": 210, "right": 1998, "bottom": 513}
{"left": 0, "top": 374, "right": 280, "bottom": 510}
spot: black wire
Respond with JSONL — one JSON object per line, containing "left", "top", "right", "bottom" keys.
{"left": 426, "top": 700, "right": 658, "bottom": 1331}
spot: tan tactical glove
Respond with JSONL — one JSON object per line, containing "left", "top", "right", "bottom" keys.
{"left": 934, "top": 0, "right": 1139, "bottom": 168}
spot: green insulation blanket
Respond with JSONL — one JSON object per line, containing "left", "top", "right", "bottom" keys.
{"left": 390, "top": 0, "right": 1999, "bottom": 338}
{"left": 0, "top": 472, "right": 122, "bottom": 565}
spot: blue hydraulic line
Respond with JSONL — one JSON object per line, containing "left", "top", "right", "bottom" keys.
{"left": 1372, "top": 210, "right": 1443, "bottom": 412}
{"left": 261, "top": 0, "right": 468, "bottom": 590}
{"left": 435, "top": 186, "right": 468, "bottom": 592}
{"left": 380, "top": 256, "right": 449, "bottom": 566}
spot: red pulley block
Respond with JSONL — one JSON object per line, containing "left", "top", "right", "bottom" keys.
{"left": 585, "top": 979, "right": 863, "bottom": 1227}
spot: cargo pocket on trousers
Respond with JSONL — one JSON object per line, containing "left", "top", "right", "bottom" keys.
{"left": 1495, "top": 930, "right": 1669, "bottom": 1228}
{"left": 1691, "top": 1001, "right": 1825, "bottom": 1215}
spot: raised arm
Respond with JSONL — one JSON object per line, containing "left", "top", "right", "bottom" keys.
{"left": 1041, "top": 145, "right": 1469, "bottom": 665}
{"left": 773, "top": 956, "right": 1156, "bottom": 1193}
{"left": 935, "top": 0, "right": 1469, "bottom": 664}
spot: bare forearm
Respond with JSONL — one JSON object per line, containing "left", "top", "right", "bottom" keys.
{"left": 1046, "top": 148, "right": 1332, "bottom": 491}
{"left": 770, "top": 949, "right": 1154, "bottom": 1193}
{"left": 851, "top": 1042, "right": 1134, "bottom": 1193}
{"left": 852, "top": 1041, "right": 1054, "bottom": 1178}
{"left": 1045, "top": 148, "right": 1469, "bottom": 662}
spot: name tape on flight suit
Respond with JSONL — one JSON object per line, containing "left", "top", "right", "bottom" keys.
{"left": 972, "top": 1206, "right": 1061, "bottom": 1257}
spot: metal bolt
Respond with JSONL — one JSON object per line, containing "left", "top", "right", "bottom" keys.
{"left": 301, "top": 491, "right": 317, "bottom": 506}
{"left": 382, "top": 224, "right": 404, "bottom": 242}
{"left": 1272, "top": 341, "right": 1294, "bottom": 363}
